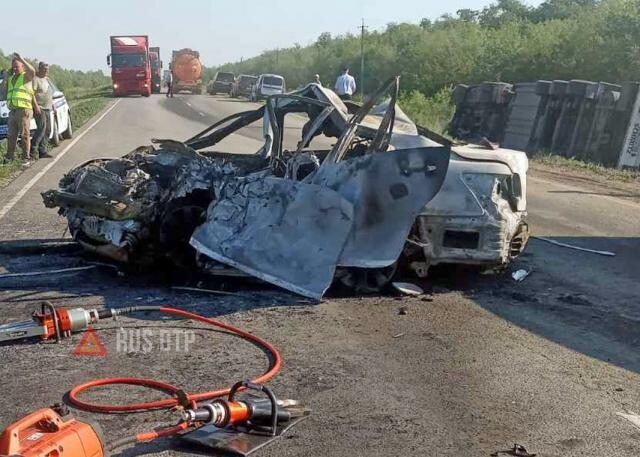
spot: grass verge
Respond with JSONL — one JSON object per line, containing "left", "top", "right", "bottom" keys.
{"left": 68, "top": 87, "right": 110, "bottom": 130}
{"left": 0, "top": 86, "right": 110, "bottom": 183}
{"left": 399, "top": 87, "right": 454, "bottom": 136}
{"left": 530, "top": 152, "right": 640, "bottom": 183}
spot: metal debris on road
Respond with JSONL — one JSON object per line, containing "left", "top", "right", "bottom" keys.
{"left": 616, "top": 411, "right": 640, "bottom": 431}
{"left": 533, "top": 236, "right": 615, "bottom": 256}
{"left": 392, "top": 282, "right": 424, "bottom": 295}
{"left": 171, "top": 286, "right": 239, "bottom": 296}
{"left": 491, "top": 444, "right": 537, "bottom": 457}
{"left": 0, "top": 265, "right": 96, "bottom": 279}
{"left": 512, "top": 269, "right": 531, "bottom": 282}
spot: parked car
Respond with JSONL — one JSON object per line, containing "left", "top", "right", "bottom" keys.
{"left": 207, "top": 72, "right": 235, "bottom": 95}
{"left": 230, "top": 74, "right": 258, "bottom": 98}
{"left": 0, "top": 78, "right": 72, "bottom": 146}
{"left": 250, "top": 74, "right": 285, "bottom": 101}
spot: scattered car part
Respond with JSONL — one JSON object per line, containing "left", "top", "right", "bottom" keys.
{"left": 491, "top": 443, "right": 537, "bottom": 457}
{"left": 511, "top": 269, "right": 531, "bottom": 282}
{"left": 171, "top": 286, "right": 238, "bottom": 296}
{"left": 616, "top": 411, "right": 640, "bottom": 432}
{"left": 0, "top": 265, "right": 96, "bottom": 279}
{"left": 533, "top": 235, "right": 615, "bottom": 256}
{"left": 392, "top": 282, "right": 424, "bottom": 295}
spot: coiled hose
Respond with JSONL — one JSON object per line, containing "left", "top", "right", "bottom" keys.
{"left": 66, "top": 306, "right": 282, "bottom": 450}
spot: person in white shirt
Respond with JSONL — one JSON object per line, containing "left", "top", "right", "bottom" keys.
{"left": 165, "top": 69, "right": 174, "bottom": 98}
{"left": 334, "top": 67, "right": 356, "bottom": 100}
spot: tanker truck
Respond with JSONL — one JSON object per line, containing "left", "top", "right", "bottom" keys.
{"left": 171, "top": 49, "right": 202, "bottom": 94}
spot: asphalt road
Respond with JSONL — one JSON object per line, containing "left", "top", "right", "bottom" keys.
{"left": 0, "top": 93, "right": 639, "bottom": 457}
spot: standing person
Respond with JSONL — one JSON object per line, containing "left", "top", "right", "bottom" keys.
{"left": 334, "top": 67, "right": 356, "bottom": 100}
{"left": 32, "top": 62, "right": 53, "bottom": 158}
{"left": 5, "top": 53, "right": 36, "bottom": 165}
{"left": 166, "top": 69, "right": 173, "bottom": 98}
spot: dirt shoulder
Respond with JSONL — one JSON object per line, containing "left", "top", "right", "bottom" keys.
{"left": 529, "top": 161, "right": 640, "bottom": 205}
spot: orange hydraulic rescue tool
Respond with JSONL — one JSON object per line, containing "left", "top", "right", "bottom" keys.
{"left": 0, "top": 408, "right": 105, "bottom": 457}
{"left": 0, "top": 302, "right": 102, "bottom": 343}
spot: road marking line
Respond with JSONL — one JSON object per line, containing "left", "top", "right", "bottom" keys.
{"left": 0, "top": 99, "right": 122, "bottom": 221}
{"left": 529, "top": 175, "right": 640, "bottom": 210}
{"left": 186, "top": 102, "right": 192, "bottom": 107}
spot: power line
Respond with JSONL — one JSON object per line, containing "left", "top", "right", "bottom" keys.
{"left": 359, "top": 18, "right": 368, "bottom": 97}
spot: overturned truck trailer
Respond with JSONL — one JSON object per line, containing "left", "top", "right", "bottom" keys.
{"left": 43, "top": 77, "right": 529, "bottom": 299}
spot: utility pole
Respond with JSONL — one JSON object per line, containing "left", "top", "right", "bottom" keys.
{"left": 359, "top": 18, "right": 368, "bottom": 98}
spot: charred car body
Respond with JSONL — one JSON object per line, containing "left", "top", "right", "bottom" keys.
{"left": 43, "top": 78, "right": 529, "bottom": 299}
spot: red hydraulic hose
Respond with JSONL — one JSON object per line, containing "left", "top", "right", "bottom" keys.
{"left": 67, "top": 306, "right": 282, "bottom": 446}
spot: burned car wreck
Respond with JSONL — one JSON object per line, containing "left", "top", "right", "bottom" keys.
{"left": 42, "top": 77, "right": 529, "bottom": 299}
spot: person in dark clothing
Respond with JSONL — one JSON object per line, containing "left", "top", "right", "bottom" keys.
{"left": 166, "top": 70, "right": 174, "bottom": 98}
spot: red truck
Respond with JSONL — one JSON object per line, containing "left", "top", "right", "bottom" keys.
{"left": 107, "top": 35, "right": 151, "bottom": 97}
{"left": 149, "top": 46, "right": 162, "bottom": 94}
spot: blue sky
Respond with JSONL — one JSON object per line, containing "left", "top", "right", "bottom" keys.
{"left": 2, "top": 0, "right": 543, "bottom": 72}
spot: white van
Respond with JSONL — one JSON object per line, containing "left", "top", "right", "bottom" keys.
{"left": 250, "top": 74, "right": 285, "bottom": 101}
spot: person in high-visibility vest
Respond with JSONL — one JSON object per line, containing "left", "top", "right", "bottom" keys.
{"left": 5, "top": 53, "right": 36, "bottom": 165}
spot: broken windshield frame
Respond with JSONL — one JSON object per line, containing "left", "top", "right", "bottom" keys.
{"left": 324, "top": 76, "right": 401, "bottom": 164}
{"left": 367, "top": 76, "right": 399, "bottom": 154}
{"left": 183, "top": 78, "right": 441, "bottom": 177}
{"left": 184, "top": 93, "right": 335, "bottom": 163}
